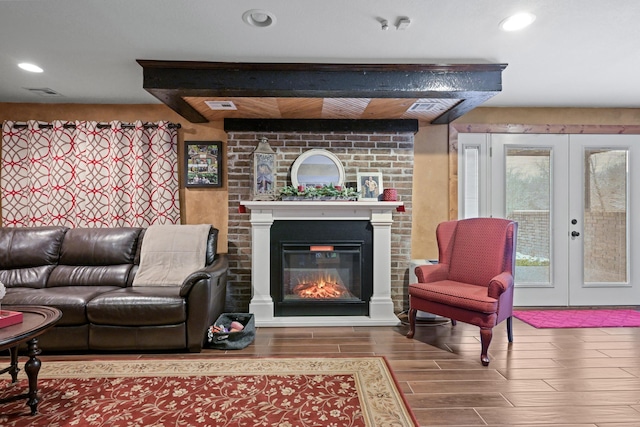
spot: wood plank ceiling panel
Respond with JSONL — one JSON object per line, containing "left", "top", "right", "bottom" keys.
{"left": 185, "top": 96, "right": 461, "bottom": 121}
{"left": 277, "top": 98, "right": 323, "bottom": 118}
{"left": 185, "top": 97, "right": 282, "bottom": 120}
{"left": 321, "top": 98, "right": 370, "bottom": 119}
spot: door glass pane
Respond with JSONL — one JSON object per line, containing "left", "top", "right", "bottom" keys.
{"left": 463, "top": 145, "right": 480, "bottom": 218}
{"left": 505, "top": 147, "right": 551, "bottom": 283}
{"left": 583, "top": 149, "right": 628, "bottom": 283}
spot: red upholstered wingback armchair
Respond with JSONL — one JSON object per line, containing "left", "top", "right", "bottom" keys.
{"left": 407, "top": 218, "right": 518, "bottom": 366}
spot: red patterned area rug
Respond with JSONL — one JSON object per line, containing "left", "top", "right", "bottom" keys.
{"left": 513, "top": 309, "right": 640, "bottom": 328}
{"left": 0, "top": 356, "right": 418, "bottom": 427}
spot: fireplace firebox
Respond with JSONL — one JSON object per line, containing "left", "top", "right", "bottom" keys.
{"left": 271, "top": 220, "right": 373, "bottom": 317}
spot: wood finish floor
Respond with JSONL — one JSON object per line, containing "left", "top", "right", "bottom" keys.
{"left": 34, "top": 316, "right": 640, "bottom": 426}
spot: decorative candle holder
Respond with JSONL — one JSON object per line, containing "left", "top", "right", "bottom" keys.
{"left": 251, "top": 137, "right": 277, "bottom": 200}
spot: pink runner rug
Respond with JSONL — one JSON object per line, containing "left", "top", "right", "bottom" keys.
{"left": 513, "top": 309, "right": 640, "bottom": 328}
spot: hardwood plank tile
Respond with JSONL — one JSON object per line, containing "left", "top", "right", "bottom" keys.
{"left": 386, "top": 359, "right": 441, "bottom": 371}
{"left": 269, "top": 337, "right": 375, "bottom": 345}
{"left": 407, "top": 379, "right": 554, "bottom": 394}
{"left": 579, "top": 334, "right": 640, "bottom": 342}
{"left": 405, "top": 392, "right": 512, "bottom": 408}
{"left": 504, "top": 390, "right": 640, "bottom": 407}
{"left": 544, "top": 378, "right": 640, "bottom": 392}
{"left": 601, "top": 349, "right": 640, "bottom": 357}
{"left": 552, "top": 341, "right": 640, "bottom": 350}
{"left": 436, "top": 358, "right": 564, "bottom": 370}
{"left": 411, "top": 408, "right": 486, "bottom": 426}
{"left": 622, "top": 367, "right": 640, "bottom": 377}
{"left": 554, "top": 357, "right": 640, "bottom": 369}
{"left": 490, "top": 349, "right": 611, "bottom": 360}
{"left": 339, "top": 342, "right": 447, "bottom": 353}
{"left": 477, "top": 406, "right": 640, "bottom": 425}
{"left": 504, "top": 335, "right": 585, "bottom": 343}
{"left": 379, "top": 351, "right": 463, "bottom": 360}
{"left": 394, "top": 369, "right": 505, "bottom": 382}
{"left": 499, "top": 367, "right": 635, "bottom": 380}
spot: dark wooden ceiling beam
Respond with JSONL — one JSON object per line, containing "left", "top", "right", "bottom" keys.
{"left": 137, "top": 61, "right": 507, "bottom": 124}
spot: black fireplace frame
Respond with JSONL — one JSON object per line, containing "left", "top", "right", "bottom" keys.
{"left": 270, "top": 220, "right": 373, "bottom": 317}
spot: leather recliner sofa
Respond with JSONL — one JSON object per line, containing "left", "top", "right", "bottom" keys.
{"left": 0, "top": 225, "right": 228, "bottom": 353}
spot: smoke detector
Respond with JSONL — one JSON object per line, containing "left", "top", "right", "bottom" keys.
{"left": 396, "top": 17, "right": 411, "bottom": 30}
{"left": 23, "top": 87, "right": 63, "bottom": 98}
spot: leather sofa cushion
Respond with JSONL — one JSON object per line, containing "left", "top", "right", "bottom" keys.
{"left": 0, "top": 265, "right": 56, "bottom": 289}
{"left": 3, "top": 286, "right": 120, "bottom": 326}
{"left": 87, "top": 287, "right": 186, "bottom": 326}
{"left": 0, "top": 226, "right": 68, "bottom": 288}
{"left": 48, "top": 264, "right": 133, "bottom": 288}
{"left": 60, "top": 227, "right": 142, "bottom": 265}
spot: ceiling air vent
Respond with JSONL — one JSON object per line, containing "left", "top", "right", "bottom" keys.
{"left": 408, "top": 100, "right": 440, "bottom": 112}
{"left": 205, "top": 100, "right": 237, "bottom": 110}
{"left": 23, "top": 87, "right": 63, "bottom": 98}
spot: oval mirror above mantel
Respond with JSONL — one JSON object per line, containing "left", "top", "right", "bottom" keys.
{"left": 291, "top": 149, "right": 345, "bottom": 188}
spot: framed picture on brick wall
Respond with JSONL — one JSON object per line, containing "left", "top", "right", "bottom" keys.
{"left": 357, "top": 172, "right": 383, "bottom": 200}
{"left": 185, "top": 141, "right": 223, "bottom": 188}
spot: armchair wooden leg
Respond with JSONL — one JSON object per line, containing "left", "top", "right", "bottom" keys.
{"left": 406, "top": 308, "right": 417, "bottom": 339}
{"left": 451, "top": 319, "right": 457, "bottom": 326}
{"left": 507, "top": 316, "right": 513, "bottom": 343}
{"left": 480, "top": 328, "right": 493, "bottom": 366}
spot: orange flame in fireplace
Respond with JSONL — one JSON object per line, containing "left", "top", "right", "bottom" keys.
{"left": 292, "top": 273, "right": 350, "bottom": 299}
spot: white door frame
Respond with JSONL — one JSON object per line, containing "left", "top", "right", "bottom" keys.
{"left": 458, "top": 132, "right": 640, "bottom": 306}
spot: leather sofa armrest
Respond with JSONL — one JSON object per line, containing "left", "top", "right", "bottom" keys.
{"left": 179, "top": 254, "right": 229, "bottom": 297}
{"left": 488, "top": 272, "right": 514, "bottom": 299}
{"left": 180, "top": 254, "right": 229, "bottom": 352}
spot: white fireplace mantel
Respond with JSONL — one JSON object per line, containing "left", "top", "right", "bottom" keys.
{"left": 241, "top": 200, "right": 403, "bottom": 327}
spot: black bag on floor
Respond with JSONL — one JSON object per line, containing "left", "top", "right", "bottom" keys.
{"left": 205, "top": 313, "right": 255, "bottom": 350}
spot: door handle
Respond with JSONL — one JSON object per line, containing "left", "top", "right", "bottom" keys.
{"left": 571, "top": 231, "right": 580, "bottom": 237}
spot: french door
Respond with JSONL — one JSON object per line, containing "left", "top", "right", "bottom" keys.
{"left": 459, "top": 133, "right": 640, "bottom": 306}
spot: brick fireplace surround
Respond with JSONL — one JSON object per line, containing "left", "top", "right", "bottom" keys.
{"left": 225, "top": 130, "right": 414, "bottom": 322}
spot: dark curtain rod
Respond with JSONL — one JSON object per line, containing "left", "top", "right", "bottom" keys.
{"left": 11, "top": 122, "right": 181, "bottom": 130}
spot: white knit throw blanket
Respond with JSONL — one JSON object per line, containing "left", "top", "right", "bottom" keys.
{"left": 132, "top": 224, "right": 210, "bottom": 287}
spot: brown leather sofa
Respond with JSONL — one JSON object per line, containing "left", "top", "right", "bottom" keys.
{"left": 0, "top": 225, "right": 228, "bottom": 353}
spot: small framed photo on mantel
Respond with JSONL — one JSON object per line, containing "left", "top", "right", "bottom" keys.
{"left": 185, "top": 141, "right": 223, "bottom": 188}
{"left": 357, "top": 172, "right": 383, "bottom": 200}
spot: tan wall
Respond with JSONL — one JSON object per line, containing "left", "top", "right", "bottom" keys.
{"left": 4, "top": 104, "right": 640, "bottom": 260}
{"left": 0, "top": 103, "right": 230, "bottom": 252}
{"left": 410, "top": 123, "right": 449, "bottom": 260}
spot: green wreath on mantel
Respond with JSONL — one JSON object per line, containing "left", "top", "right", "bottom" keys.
{"left": 278, "top": 184, "right": 359, "bottom": 201}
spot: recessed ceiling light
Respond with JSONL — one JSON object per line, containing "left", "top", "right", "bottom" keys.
{"left": 18, "top": 62, "right": 44, "bottom": 73}
{"left": 242, "top": 9, "right": 276, "bottom": 28}
{"left": 499, "top": 12, "right": 536, "bottom": 31}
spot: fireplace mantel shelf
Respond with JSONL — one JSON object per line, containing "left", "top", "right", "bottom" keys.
{"left": 242, "top": 200, "right": 402, "bottom": 208}
{"left": 241, "top": 200, "right": 403, "bottom": 222}
{"left": 242, "top": 200, "right": 402, "bottom": 327}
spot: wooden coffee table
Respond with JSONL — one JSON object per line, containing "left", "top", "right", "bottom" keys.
{"left": 0, "top": 305, "right": 62, "bottom": 415}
